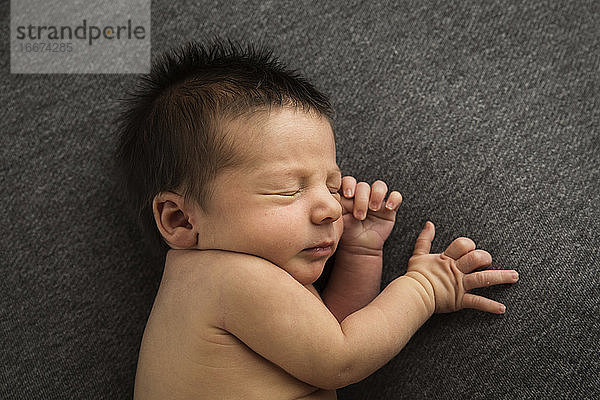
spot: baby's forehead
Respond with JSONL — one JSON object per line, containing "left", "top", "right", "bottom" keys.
{"left": 224, "top": 105, "right": 332, "bottom": 134}
{"left": 222, "top": 106, "right": 335, "bottom": 158}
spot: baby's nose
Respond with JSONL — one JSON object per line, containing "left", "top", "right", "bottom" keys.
{"left": 313, "top": 192, "right": 342, "bottom": 224}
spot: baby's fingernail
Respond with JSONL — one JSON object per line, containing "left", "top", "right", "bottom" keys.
{"left": 499, "top": 304, "right": 506, "bottom": 313}
{"left": 385, "top": 202, "right": 394, "bottom": 210}
{"left": 345, "top": 189, "right": 352, "bottom": 197}
{"left": 512, "top": 271, "right": 519, "bottom": 281}
{"left": 356, "top": 210, "right": 364, "bottom": 219}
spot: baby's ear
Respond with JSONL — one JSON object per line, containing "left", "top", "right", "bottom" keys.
{"left": 152, "top": 192, "right": 197, "bottom": 249}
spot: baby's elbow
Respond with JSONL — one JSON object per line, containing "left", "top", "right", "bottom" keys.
{"left": 318, "top": 365, "right": 361, "bottom": 390}
{"left": 305, "top": 351, "right": 364, "bottom": 390}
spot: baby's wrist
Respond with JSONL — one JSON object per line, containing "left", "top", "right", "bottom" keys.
{"left": 336, "top": 243, "right": 383, "bottom": 258}
{"left": 403, "top": 271, "right": 435, "bottom": 316}
{"left": 333, "top": 246, "right": 383, "bottom": 273}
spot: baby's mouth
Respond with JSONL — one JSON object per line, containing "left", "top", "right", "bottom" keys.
{"left": 303, "top": 240, "right": 335, "bottom": 250}
{"left": 302, "top": 246, "right": 333, "bottom": 257}
{"left": 302, "top": 240, "right": 336, "bottom": 257}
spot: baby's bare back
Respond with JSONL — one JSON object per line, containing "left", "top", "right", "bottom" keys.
{"left": 133, "top": 249, "right": 336, "bottom": 399}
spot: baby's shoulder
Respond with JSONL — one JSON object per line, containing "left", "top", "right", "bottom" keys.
{"left": 159, "top": 249, "right": 286, "bottom": 329}
{"left": 163, "top": 249, "right": 282, "bottom": 290}
{"left": 163, "top": 249, "right": 299, "bottom": 307}
{"left": 165, "top": 248, "right": 271, "bottom": 275}
{"left": 154, "top": 250, "right": 264, "bottom": 332}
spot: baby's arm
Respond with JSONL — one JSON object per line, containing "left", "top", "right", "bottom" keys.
{"left": 323, "top": 178, "right": 402, "bottom": 321}
{"left": 215, "top": 251, "right": 430, "bottom": 390}
{"left": 323, "top": 245, "right": 383, "bottom": 321}
{"left": 213, "top": 222, "right": 518, "bottom": 390}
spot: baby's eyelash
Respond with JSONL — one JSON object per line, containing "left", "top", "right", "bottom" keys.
{"left": 275, "top": 186, "right": 340, "bottom": 197}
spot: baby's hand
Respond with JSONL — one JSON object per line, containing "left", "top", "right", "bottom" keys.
{"left": 337, "top": 176, "right": 403, "bottom": 253}
{"left": 406, "top": 221, "right": 519, "bottom": 314}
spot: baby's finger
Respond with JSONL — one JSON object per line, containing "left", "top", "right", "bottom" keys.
{"left": 443, "top": 237, "right": 476, "bottom": 260}
{"left": 368, "top": 180, "right": 388, "bottom": 211}
{"left": 463, "top": 269, "right": 519, "bottom": 291}
{"left": 384, "top": 191, "right": 403, "bottom": 211}
{"left": 412, "top": 221, "right": 435, "bottom": 255}
{"left": 341, "top": 176, "right": 357, "bottom": 198}
{"left": 353, "top": 181, "right": 371, "bottom": 220}
{"left": 462, "top": 293, "right": 507, "bottom": 314}
{"left": 338, "top": 194, "right": 355, "bottom": 215}
{"left": 455, "top": 249, "right": 492, "bottom": 274}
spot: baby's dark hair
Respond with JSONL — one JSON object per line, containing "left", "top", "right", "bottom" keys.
{"left": 114, "top": 36, "right": 335, "bottom": 253}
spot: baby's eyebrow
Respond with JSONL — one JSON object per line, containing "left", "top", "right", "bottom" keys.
{"left": 270, "top": 166, "right": 342, "bottom": 179}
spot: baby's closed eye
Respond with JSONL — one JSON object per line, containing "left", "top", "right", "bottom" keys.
{"left": 271, "top": 185, "right": 341, "bottom": 197}
{"left": 277, "top": 190, "right": 301, "bottom": 197}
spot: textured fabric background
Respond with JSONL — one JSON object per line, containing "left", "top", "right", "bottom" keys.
{"left": 1, "top": 1, "right": 599, "bottom": 399}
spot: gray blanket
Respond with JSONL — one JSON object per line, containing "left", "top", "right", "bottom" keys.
{"left": 2, "top": 1, "right": 598, "bottom": 398}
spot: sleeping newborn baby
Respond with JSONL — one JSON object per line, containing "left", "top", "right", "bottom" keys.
{"left": 115, "top": 38, "right": 519, "bottom": 399}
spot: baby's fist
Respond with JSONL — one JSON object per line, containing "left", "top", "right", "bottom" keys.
{"left": 337, "top": 176, "right": 403, "bottom": 252}
{"left": 340, "top": 176, "right": 402, "bottom": 220}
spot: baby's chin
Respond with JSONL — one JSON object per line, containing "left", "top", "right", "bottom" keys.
{"left": 283, "top": 255, "right": 330, "bottom": 286}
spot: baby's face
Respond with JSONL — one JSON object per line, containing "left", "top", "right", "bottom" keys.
{"left": 191, "top": 107, "right": 343, "bottom": 285}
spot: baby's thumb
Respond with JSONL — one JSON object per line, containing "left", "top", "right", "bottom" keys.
{"left": 425, "top": 220, "right": 435, "bottom": 231}
{"left": 412, "top": 221, "right": 435, "bottom": 255}
{"left": 339, "top": 195, "right": 354, "bottom": 214}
